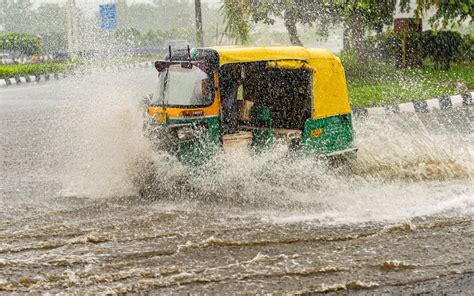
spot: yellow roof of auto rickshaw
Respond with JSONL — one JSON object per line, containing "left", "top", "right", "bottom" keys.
{"left": 207, "top": 46, "right": 351, "bottom": 119}
{"left": 210, "top": 46, "right": 337, "bottom": 66}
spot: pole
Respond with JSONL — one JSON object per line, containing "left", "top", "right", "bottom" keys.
{"left": 194, "top": 0, "right": 204, "bottom": 47}
{"left": 66, "top": 0, "right": 76, "bottom": 56}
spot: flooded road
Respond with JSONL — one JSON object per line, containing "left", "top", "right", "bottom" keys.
{"left": 1, "top": 69, "right": 473, "bottom": 294}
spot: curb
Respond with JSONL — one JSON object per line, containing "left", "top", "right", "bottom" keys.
{"left": 0, "top": 72, "right": 70, "bottom": 87}
{"left": 0, "top": 61, "right": 154, "bottom": 88}
{"left": 352, "top": 92, "right": 473, "bottom": 117}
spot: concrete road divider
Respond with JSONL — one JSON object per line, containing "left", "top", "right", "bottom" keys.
{"left": 0, "top": 61, "right": 155, "bottom": 88}
{"left": 353, "top": 92, "right": 473, "bottom": 117}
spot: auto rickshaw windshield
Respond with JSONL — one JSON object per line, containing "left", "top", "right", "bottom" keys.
{"left": 153, "top": 64, "right": 212, "bottom": 107}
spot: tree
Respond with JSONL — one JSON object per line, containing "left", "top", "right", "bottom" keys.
{"left": 0, "top": 0, "right": 34, "bottom": 33}
{"left": 338, "top": 0, "right": 404, "bottom": 54}
{"left": 221, "top": 0, "right": 472, "bottom": 47}
{"left": 31, "top": 4, "right": 68, "bottom": 53}
{"left": 220, "top": 0, "right": 252, "bottom": 43}
{"left": 0, "top": 33, "right": 42, "bottom": 58}
{"left": 410, "top": 0, "right": 473, "bottom": 28}
{"left": 220, "top": 0, "right": 325, "bottom": 45}
{"left": 220, "top": 0, "right": 398, "bottom": 46}
{"left": 31, "top": 4, "right": 68, "bottom": 35}
{"left": 114, "top": 28, "right": 143, "bottom": 48}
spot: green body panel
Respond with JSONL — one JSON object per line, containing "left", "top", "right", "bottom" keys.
{"left": 301, "top": 113, "right": 354, "bottom": 154}
{"left": 150, "top": 113, "right": 354, "bottom": 164}
{"left": 167, "top": 116, "right": 221, "bottom": 165}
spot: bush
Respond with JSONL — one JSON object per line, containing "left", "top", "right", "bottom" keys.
{"left": 0, "top": 63, "right": 68, "bottom": 79}
{"left": 339, "top": 53, "right": 396, "bottom": 83}
{"left": 421, "top": 30, "right": 463, "bottom": 70}
{"left": 362, "top": 32, "right": 401, "bottom": 65}
{"left": 362, "top": 31, "right": 424, "bottom": 68}
{"left": 0, "top": 33, "right": 42, "bottom": 58}
{"left": 363, "top": 30, "right": 468, "bottom": 70}
{"left": 458, "top": 34, "right": 473, "bottom": 64}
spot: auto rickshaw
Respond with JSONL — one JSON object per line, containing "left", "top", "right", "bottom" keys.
{"left": 143, "top": 46, "right": 356, "bottom": 163}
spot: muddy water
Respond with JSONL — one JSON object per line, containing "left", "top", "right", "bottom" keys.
{"left": 0, "top": 69, "right": 473, "bottom": 294}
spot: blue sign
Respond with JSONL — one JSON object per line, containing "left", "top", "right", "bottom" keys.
{"left": 99, "top": 4, "right": 117, "bottom": 31}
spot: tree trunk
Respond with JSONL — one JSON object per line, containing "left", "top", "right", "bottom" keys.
{"left": 284, "top": 10, "right": 303, "bottom": 46}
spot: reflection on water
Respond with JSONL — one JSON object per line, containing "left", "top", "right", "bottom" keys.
{"left": 0, "top": 70, "right": 473, "bottom": 293}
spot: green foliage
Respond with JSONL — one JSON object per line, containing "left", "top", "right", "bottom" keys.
{"left": 0, "top": 0, "right": 34, "bottom": 33}
{"left": 40, "top": 33, "right": 68, "bottom": 53}
{"left": 114, "top": 1, "right": 218, "bottom": 45}
{"left": 422, "top": 30, "right": 464, "bottom": 70}
{"left": 458, "top": 34, "right": 474, "bottom": 63}
{"left": 33, "top": 4, "right": 68, "bottom": 35}
{"left": 340, "top": 0, "right": 399, "bottom": 32}
{"left": 0, "top": 63, "right": 68, "bottom": 79}
{"left": 142, "top": 30, "right": 165, "bottom": 48}
{"left": 410, "top": 0, "right": 473, "bottom": 27}
{"left": 220, "top": 0, "right": 403, "bottom": 45}
{"left": 220, "top": 0, "right": 251, "bottom": 44}
{"left": 340, "top": 53, "right": 473, "bottom": 108}
{"left": 0, "top": 33, "right": 42, "bottom": 57}
{"left": 114, "top": 28, "right": 143, "bottom": 47}
{"left": 362, "top": 30, "right": 470, "bottom": 70}
{"left": 221, "top": 0, "right": 472, "bottom": 47}
{"left": 362, "top": 31, "right": 424, "bottom": 68}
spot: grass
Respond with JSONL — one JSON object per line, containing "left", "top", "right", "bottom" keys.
{"left": 341, "top": 55, "right": 474, "bottom": 108}
{"left": 0, "top": 55, "right": 161, "bottom": 79}
{"left": 0, "top": 63, "right": 71, "bottom": 79}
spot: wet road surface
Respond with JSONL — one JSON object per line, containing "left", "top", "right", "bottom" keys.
{"left": 1, "top": 69, "right": 473, "bottom": 294}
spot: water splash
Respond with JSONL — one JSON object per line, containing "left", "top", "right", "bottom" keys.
{"left": 4, "top": 70, "right": 471, "bottom": 226}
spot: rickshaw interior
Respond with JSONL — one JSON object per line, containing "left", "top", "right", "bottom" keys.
{"left": 219, "top": 61, "right": 312, "bottom": 141}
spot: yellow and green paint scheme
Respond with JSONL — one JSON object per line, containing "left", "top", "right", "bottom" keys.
{"left": 144, "top": 46, "right": 356, "bottom": 162}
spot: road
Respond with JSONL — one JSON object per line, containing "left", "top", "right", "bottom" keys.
{"left": 1, "top": 69, "right": 473, "bottom": 294}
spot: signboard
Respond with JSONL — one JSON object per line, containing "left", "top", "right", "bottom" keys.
{"left": 99, "top": 4, "right": 117, "bottom": 31}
